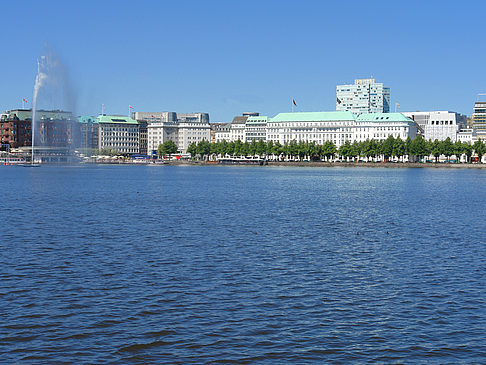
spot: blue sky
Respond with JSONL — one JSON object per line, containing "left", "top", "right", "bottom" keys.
{"left": 1, "top": 0, "right": 485, "bottom": 121}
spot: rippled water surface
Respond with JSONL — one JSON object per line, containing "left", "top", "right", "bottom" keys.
{"left": 1, "top": 165, "right": 486, "bottom": 363}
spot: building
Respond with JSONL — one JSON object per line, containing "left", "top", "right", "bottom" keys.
{"left": 471, "top": 95, "right": 486, "bottom": 138}
{"left": 403, "top": 111, "right": 467, "bottom": 142}
{"left": 266, "top": 111, "right": 417, "bottom": 148}
{"left": 0, "top": 109, "right": 74, "bottom": 149}
{"left": 336, "top": 78, "right": 390, "bottom": 114}
{"left": 97, "top": 115, "right": 139, "bottom": 154}
{"left": 245, "top": 116, "right": 267, "bottom": 142}
{"left": 144, "top": 112, "right": 210, "bottom": 154}
{"left": 0, "top": 113, "right": 31, "bottom": 148}
{"left": 77, "top": 116, "right": 99, "bottom": 151}
{"left": 212, "top": 123, "right": 231, "bottom": 142}
{"left": 177, "top": 115, "right": 211, "bottom": 153}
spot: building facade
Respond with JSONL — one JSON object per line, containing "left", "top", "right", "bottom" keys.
{"left": 97, "top": 115, "right": 139, "bottom": 154}
{"left": 471, "top": 96, "right": 486, "bottom": 138}
{"left": 0, "top": 109, "right": 74, "bottom": 149}
{"left": 213, "top": 123, "right": 231, "bottom": 142}
{"left": 144, "top": 112, "right": 210, "bottom": 154}
{"left": 336, "top": 78, "right": 390, "bottom": 114}
{"left": 245, "top": 116, "right": 267, "bottom": 142}
{"left": 403, "top": 111, "right": 467, "bottom": 142}
{"left": 77, "top": 116, "right": 99, "bottom": 151}
{"left": 266, "top": 111, "right": 417, "bottom": 148}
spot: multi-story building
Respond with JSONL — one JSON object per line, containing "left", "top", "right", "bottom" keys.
{"left": 77, "top": 116, "right": 99, "bottom": 150}
{"left": 97, "top": 115, "right": 139, "bottom": 154}
{"left": 266, "top": 111, "right": 417, "bottom": 147}
{"left": 245, "top": 116, "right": 267, "bottom": 142}
{"left": 336, "top": 78, "right": 390, "bottom": 114}
{"left": 212, "top": 123, "right": 231, "bottom": 142}
{"left": 0, "top": 109, "right": 74, "bottom": 148}
{"left": 403, "top": 111, "right": 467, "bottom": 142}
{"left": 144, "top": 112, "right": 210, "bottom": 154}
{"left": 471, "top": 95, "right": 486, "bottom": 138}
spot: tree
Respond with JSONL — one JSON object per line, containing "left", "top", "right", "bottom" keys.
{"left": 392, "top": 136, "right": 405, "bottom": 161}
{"left": 462, "top": 142, "right": 473, "bottom": 163}
{"left": 196, "top": 139, "right": 211, "bottom": 159}
{"left": 381, "top": 135, "right": 395, "bottom": 161}
{"left": 158, "top": 140, "right": 178, "bottom": 156}
{"left": 322, "top": 141, "right": 336, "bottom": 161}
{"left": 473, "top": 139, "right": 485, "bottom": 162}
{"left": 187, "top": 142, "right": 197, "bottom": 158}
{"left": 441, "top": 137, "right": 454, "bottom": 162}
{"left": 431, "top": 139, "right": 442, "bottom": 162}
{"left": 410, "top": 136, "right": 427, "bottom": 162}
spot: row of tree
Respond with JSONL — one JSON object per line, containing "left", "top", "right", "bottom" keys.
{"left": 186, "top": 136, "right": 486, "bottom": 162}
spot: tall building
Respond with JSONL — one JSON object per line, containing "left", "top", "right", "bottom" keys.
{"left": 336, "top": 78, "right": 390, "bottom": 114}
{"left": 471, "top": 95, "right": 486, "bottom": 138}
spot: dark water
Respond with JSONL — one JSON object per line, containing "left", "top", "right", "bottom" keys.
{"left": 1, "top": 165, "right": 485, "bottom": 363}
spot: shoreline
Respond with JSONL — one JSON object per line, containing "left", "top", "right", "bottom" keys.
{"left": 164, "top": 161, "right": 486, "bottom": 169}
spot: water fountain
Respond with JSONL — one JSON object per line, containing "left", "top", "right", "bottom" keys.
{"left": 29, "top": 47, "right": 76, "bottom": 165}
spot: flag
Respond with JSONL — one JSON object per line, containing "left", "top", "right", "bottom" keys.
{"left": 129, "top": 105, "right": 134, "bottom": 109}
{"left": 22, "top": 98, "right": 27, "bottom": 103}
{"left": 336, "top": 97, "right": 341, "bottom": 104}
{"left": 293, "top": 99, "right": 297, "bottom": 106}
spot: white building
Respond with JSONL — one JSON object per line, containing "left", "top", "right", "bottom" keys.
{"left": 245, "top": 116, "right": 267, "bottom": 142}
{"left": 97, "top": 115, "right": 140, "bottom": 154}
{"left": 213, "top": 123, "right": 231, "bottom": 142}
{"left": 266, "top": 111, "right": 417, "bottom": 148}
{"left": 145, "top": 112, "right": 210, "bottom": 154}
{"left": 336, "top": 78, "right": 390, "bottom": 114}
{"left": 402, "top": 111, "right": 467, "bottom": 142}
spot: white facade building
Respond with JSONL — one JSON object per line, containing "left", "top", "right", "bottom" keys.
{"left": 402, "top": 111, "right": 467, "bottom": 142}
{"left": 143, "top": 112, "right": 210, "bottom": 154}
{"left": 214, "top": 123, "right": 231, "bottom": 142}
{"left": 266, "top": 111, "right": 417, "bottom": 148}
{"left": 245, "top": 116, "right": 267, "bottom": 142}
{"left": 336, "top": 78, "right": 390, "bottom": 114}
{"left": 97, "top": 115, "right": 140, "bottom": 154}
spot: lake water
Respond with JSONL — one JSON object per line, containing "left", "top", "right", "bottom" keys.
{"left": 1, "top": 165, "right": 485, "bottom": 363}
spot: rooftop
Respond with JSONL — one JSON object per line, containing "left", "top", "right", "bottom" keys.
{"left": 270, "top": 111, "right": 356, "bottom": 123}
{"left": 97, "top": 115, "right": 138, "bottom": 124}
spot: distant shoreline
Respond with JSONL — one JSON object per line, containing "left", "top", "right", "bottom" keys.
{"left": 164, "top": 161, "right": 486, "bottom": 169}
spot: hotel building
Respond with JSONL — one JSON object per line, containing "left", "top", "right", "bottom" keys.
{"left": 266, "top": 111, "right": 416, "bottom": 147}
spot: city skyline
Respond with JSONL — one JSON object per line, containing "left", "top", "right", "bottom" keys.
{"left": 1, "top": 0, "right": 485, "bottom": 121}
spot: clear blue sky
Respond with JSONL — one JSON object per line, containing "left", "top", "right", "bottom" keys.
{"left": 1, "top": 0, "right": 485, "bottom": 121}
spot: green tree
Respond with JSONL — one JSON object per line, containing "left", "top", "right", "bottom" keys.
{"left": 410, "top": 136, "right": 427, "bottom": 162}
{"left": 431, "top": 139, "right": 441, "bottom": 162}
{"left": 187, "top": 142, "right": 197, "bottom": 158}
{"left": 382, "top": 135, "right": 395, "bottom": 161}
{"left": 322, "top": 141, "right": 336, "bottom": 161}
{"left": 392, "top": 136, "right": 405, "bottom": 161}
{"left": 473, "top": 139, "right": 485, "bottom": 162}
{"left": 441, "top": 137, "right": 454, "bottom": 162}
{"left": 158, "top": 140, "right": 178, "bottom": 156}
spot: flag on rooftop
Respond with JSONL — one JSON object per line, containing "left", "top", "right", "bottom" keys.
{"left": 293, "top": 99, "right": 297, "bottom": 106}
